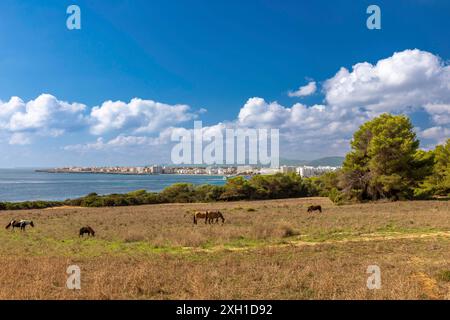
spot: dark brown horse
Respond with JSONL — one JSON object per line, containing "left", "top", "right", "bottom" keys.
{"left": 307, "top": 205, "right": 322, "bottom": 213}
{"left": 206, "top": 211, "right": 225, "bottom": 224}
{"left": 79, "top": 226, "right": 95, "bottom": 237}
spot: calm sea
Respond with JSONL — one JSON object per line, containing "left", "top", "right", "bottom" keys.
{"left": 0, "top": 169, "right": 226, "bottom": 202}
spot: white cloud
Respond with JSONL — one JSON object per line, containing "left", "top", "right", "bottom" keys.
{"left": 288, "top": 81, "right": 317, "bottom": 97}
{"left": 64, "top": 136, "right": 152, "bottom": 152}
{"left": 2, "top": 49, "right": 449, "bottom": 162}
{"left": 237, "top": 50, "right": 450, "bottom": 155}
{"left": 63, "top": 136, "right": 157, "bottom": 152}
{"left": 238, "top": 97, "right": 366, "bottom": 134}
{"left": 63, "top": 127, "right": 178, "bottom": 152}
{"left": 64, "top": 50, "right": 449, "bottom": 159}
{"left": 89, "top": 98, "right": 198, "bottom": 135}
{"left": 324, "top": 49, "right": 450, "bottom": 114}
{"left": 424, "top": 103, "right": 450, "bottom": 125}
{"left": 236, "top": 97, "right": 367, "bottom": 157}
{"left": 0, "top": 94, "right": 87, "bottom": 144}
{"left": 9, "top": 132, "right": 32, "bottom": 145}
{"left": 238, "top": 98, "right": 290, "bottom": 127}
{"left": 0, "top": 95, "right": 203, "bottom": 147}
{"left": 419, "top": 126, "right": 450, "bottom": 145}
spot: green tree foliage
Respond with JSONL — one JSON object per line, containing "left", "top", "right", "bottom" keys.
{"left": 195, "top": 184, "right": 225, "bottom": 202}
{"left": 0, "top": 200, "right": 63, "bottom": 210}
{"left": 415, "top": 139, "right": 450, "bottom": 198}
{"left": 219, "top": 176, "right": 254, "bottom": 201}
{"left": 248, "top": 173, "right": 313, "bottom": 199}
{"left": 314, "top": 171, "right": 340, "bottom": 197}
{"left": 218, "top": 173, "right": 318, "bottom": 201}
{"left": 314, "top": 171, "right": 345, "bottom": 204}
{"left": 340, "top": 113, "right": 426, "bottom": 200}
{"left": 159, "top": 183, "right": 198, "bottom": 203}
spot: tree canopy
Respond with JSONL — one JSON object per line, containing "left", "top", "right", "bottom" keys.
{"left": 340, "top": 113, "right": 429, "bottom": 200}
{"left": 415, "top": 139, "right": 450, "bottom": 198}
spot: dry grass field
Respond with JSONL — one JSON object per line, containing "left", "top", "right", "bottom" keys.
{"left": 0, "top": 197, "right": 449, "bottom": 300}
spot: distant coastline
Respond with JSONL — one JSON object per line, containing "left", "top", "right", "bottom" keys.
{"left": 0, "top": 169, "right": 227, "bottom": 202}
{"left": 36, "top": 169, "right": 227, "bottom": 178}
{"left": 36, "top": 163, "right": 340, "bottom": 178}
{"left": 36, "top": 169, "right": 161, "bottom": 176}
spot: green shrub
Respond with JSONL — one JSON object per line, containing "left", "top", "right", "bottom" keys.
{"left": 160, "top": 183, "right": 197, "bottom": 203}
{"left": 328, "top": 188, "right": 345, "bottom": 205}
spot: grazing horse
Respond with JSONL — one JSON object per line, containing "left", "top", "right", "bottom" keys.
{"left": 307, "top": 205, "right": 322, "bottom": 213}
{"left": 5, "top": 220, "right": 35, "bottom": 231}
{"left": 206, "top": 211, "right": 225, "bottom": 224}
{"left": 193, "top": 211, "right": 208, "bottom": 225}
{"left": 79, "top": 226, "right": 95, "bottom": 237}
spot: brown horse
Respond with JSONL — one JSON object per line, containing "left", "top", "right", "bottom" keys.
{"left": 206, "top": 211, "right": 225, "bottom": 224}
{"left": 193, "top": 211, "right": 208, "bottom": 225}
{"left": 307, "top": 205, "right": 322, "bottom": 213}
{"left": 79, "top": 226, "right": 95, "bottom": 237}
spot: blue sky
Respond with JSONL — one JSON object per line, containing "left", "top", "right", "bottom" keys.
{"left": 0, "top": 0, "right": 449, "bottom": 167}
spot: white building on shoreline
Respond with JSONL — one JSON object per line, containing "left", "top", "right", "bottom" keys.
{"left": 296, "top": 166, "right": 339, "bottom": 178}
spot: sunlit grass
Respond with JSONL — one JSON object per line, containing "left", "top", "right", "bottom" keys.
{"left": 0, "top": 198, "right": 448, "bottom": 299}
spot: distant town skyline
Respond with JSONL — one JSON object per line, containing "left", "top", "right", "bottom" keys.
{"left": 38, "top": 163, "right": 340, "bottom": 179}
{"left": 0, "top": 1, "right": 449, "bottom": 167}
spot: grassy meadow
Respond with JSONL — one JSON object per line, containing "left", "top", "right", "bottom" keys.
{"left": 0, "top": 197, "right": 449, "bottom": 299}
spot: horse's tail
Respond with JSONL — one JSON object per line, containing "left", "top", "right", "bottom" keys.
{"left": 193, "top": 214, "right": 197, "bottom": 225}
{"left": 5, "top": 222, "right": 12, "bottom": 229}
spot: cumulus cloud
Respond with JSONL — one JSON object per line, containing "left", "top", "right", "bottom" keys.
{"left": 89, "top": 98, "right": 198, "bottom": 135}
{"left": 288, "top": 81, "right": 317, "bottom": 97}
{"left": 238, "top": 98, "right": 290, "bottom": 127}
{"left": 239, "top": 98, "right": 366, "bottom": 135}
{"left": 424, "top": 103, "right": 450, "bottom": 125}
{"left": 60, "top": 49, "right": 450, "bottom": 159}
{"left": 236, "top": 49, "right": 449, "bottom": 154}
{"left": 2, "top": 49, "right": 448, "bottom": 161}
{"left": 9, "top": 132, "right": 32, "bottom": 145}
{"left": 324, "top": 49, "right": 450, "bottom": 114}
{"left": 419, "top": 126, "right": 450, "bottom": 145}
{"left": 236, "top": 97, "right": 368, "bottom": 157}
{"left": 63, "top": 127, "right": 178, "bottom": 152}
{"left": 0, "top": 94, "right": 87, "bottom": 144}
{"left": 0, "top": 95, "right": 202, "bottom": 147}
{"left": 63, "top": 136, "right": 157, "bottom": 152}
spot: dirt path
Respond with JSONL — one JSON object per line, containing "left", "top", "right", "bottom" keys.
{"left": 186, "top": 230, "right": 450, "bottom": 253}
{"left": 43, "top": 206, "right": 85, "bottom": 210}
